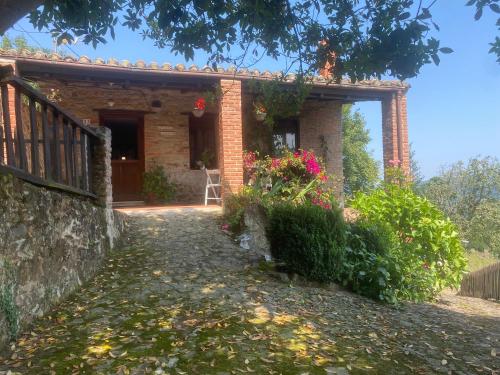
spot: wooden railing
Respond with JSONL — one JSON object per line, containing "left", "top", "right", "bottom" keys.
{"left": 459, "top": 262, "right": 500, "bottom": 300}
{"left": 0, "top": 76, "right": 99, "bottom": 198}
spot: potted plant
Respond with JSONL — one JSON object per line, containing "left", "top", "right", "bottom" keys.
{"left": 192, "top": 97, "right": 206, "bottom": 118}
{"left": 254, "top": 102, "right": 267, "bottom": 122}
{"left": 142, "top": 163, "right": 177, "bottom": 205}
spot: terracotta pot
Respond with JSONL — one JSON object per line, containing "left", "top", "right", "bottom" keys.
{"left": 145, "top": 192, "right": 159, "bottom": 205}
{"left": 192, "top": 108, "right": 205, "bottom": 118}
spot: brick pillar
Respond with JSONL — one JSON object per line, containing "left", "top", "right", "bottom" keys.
{"left": 218, "top": 79, "right": 243, "bottom": 198}
{"left": 1, "top": 64, "right": 20, "bottom": 166}
{"left": 381, "top": 91, "right": 409, "bottom": 178}
{"left": 299, "top": 101, "right": 343, "bottom": 199}
{"left": 5, "top": 83, "right": 21, "bottom": 168}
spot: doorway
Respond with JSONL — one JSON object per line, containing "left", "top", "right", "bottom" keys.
{"left": 100, "top": 111, "right": 145, "bottom": 202}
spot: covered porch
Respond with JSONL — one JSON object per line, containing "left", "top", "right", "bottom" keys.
{"left": 1, "top": 51, "right": 409, "bottom": 205}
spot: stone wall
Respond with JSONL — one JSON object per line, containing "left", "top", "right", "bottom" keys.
{"left": 0, "top": 174, "right": 125, "bottom": 349}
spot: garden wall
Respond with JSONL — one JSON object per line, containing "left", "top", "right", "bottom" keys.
{"left": 0, "top": 174, "right": 126, "bottom": 349}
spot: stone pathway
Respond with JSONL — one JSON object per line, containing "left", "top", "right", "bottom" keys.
{"left": 0, "top": 207, "right": 499, "bottom": 374}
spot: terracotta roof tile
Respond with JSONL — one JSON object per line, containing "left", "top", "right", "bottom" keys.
{"left": 0, "top": 48, "right": 409, "bottom": 90}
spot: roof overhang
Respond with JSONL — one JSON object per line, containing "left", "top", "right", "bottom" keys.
{"left": 1, "top": 50, "right": 409, "bottom": 102}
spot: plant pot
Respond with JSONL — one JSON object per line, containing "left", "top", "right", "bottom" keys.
{"left": 145, "top": 192, "right": 160, "bottom": 205}
{"left": 255, "top": 112, "right": 267, "bottom": 122}
{"left": 192, "top": 108, "right": 205, "bottom": 118}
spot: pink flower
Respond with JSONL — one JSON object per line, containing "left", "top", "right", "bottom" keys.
{"left": 221, "top": 223, "right": 230, "bottom": 231}
{"left": 306, "top": 158, "right": 321, "bottom": 175}
{"left": 271, "top": 158, "right": 281, "bottom": 169}
{"left": 389, "top": 159, "right": 401, "bottom": 167}
{"left": 293, "top": 151, "right": 300, "bottom": 158}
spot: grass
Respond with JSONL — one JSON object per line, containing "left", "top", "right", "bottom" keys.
{"left": 465, "top": 250, "right": 498, "bottom": 272}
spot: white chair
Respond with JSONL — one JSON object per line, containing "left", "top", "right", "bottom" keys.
{"left": 204, "top": 168, "right": 222, "bottom": 205}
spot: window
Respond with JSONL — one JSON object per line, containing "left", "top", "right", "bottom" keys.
{"left": 272, "top": 118, "right": 299, "bottom": 155}
{"left": 189, "top": 114, "right": 218, "bottom": 169}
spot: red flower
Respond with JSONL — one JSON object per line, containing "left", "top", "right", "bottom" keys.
{"left": 194, "top": 98, "right": 206, "bottom": 110}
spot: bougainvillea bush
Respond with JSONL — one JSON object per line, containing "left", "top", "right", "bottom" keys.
{"left": 350, "top": 180, "right": 467, "bottom": 302}
{"left": 224, "top": 149, "right": 337, "bottom": 235}
{"left": 243, "top": 149, "right": 335, "bottom": 209}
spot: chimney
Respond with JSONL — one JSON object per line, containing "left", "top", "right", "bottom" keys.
{"left": 318, "top": 40, "right": 336, "bottom": 79}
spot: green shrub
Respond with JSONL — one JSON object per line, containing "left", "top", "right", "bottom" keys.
{"left": 350, "top": 184, "right": 467, "bottom": 301}
{"left": 343, "top": 221, "right": 401, "bottom": 303}
{"left": 268, "top": 203, "right": 346, "bottom": 282}
{"left": 142, "top": 164, "right": 176, "bottom": 204}
{"left": 223, "top": 189, "right": 257, "bottom": 233}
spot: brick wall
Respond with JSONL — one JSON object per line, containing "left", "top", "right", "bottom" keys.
{"left": 218, "top": 79, "right": 244, "bottom": 196}
{"left": 299, "top": 100, "right": 344, "bottom": 197}
{"left": 382, "top": 91, "right": 409, "bottom": 177}
{"left": 35, "top": 79, "right": 215, "bottom": 202}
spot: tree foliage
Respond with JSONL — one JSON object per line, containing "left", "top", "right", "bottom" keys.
{"left": 342, "top": 105, "right": 379, "bottom": 196}
{"left": 1, "top": 34, "right": 51, "bottom": 53}
{"left": 466, "top": 200, "right": 500, "bottom": 256}
{"left": 20, "top": 0, "right": 464, "bottom": 81}
{"left": 466, "top": 0, "right": 500, "bottom": 63}
{"left": 420, "top": 156, "right": 500, "bottom": 256}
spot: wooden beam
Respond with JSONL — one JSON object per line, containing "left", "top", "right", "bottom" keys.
{"left": 28, "top": 97, "right": 40, "bottom": 176}
{"left": 52, "top": 111, "right": 61, "bottom": 182}
{"left": 0, "top": 164, "right": 97, "bottom": 199}
{"left": 0, "top": 84, "right": 15, "bottom": 166}
{"left": 41, "top": 103, "right": 51, "bottom": 179}
{"left": 14, "top": 88, "right": 28, "bottom": 170}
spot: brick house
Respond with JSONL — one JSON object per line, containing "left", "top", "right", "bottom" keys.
{"left": 0, "top": 50, "right": 409, "bottom": 204}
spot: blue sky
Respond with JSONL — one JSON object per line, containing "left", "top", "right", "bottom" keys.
{"left": 6, "top": 2, "right": 500, "bottom": 178}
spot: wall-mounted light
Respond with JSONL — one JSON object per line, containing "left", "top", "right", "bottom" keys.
{"left": 107, "top": 99, "right": 115, "bottom": 108}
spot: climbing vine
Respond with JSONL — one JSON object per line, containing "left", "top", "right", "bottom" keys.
{"left": 248, "top": 76, "right": 311, "bottom": 126}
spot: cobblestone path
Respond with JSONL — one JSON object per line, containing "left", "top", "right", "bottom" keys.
{"left": 0, "top": 207, "right": 498, "bottom": 374}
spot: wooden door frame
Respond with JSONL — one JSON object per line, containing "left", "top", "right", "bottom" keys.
{"left": 99, "top": 110, "right": 146, "bottom": 200}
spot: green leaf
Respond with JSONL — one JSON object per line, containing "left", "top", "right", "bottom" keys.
{"left": 439, "top": 47, "right": 453, "bottom": 54}
{"left": 474, "top": 8, "right": 483, "bottom": 20}
{"left": 431, "top": 54, "right": 440, "bottom": 65}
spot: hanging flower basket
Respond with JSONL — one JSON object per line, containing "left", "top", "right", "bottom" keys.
{"left": 193, "top": 97, "right": 206, "bottom": 118}
{"left": 254, "top": 103, "right": 267, "bottom": 122}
